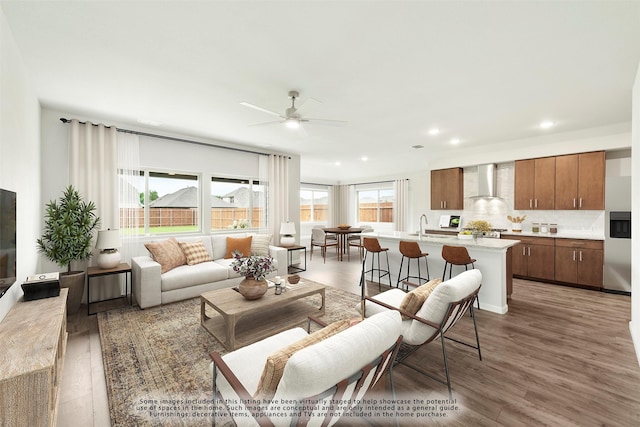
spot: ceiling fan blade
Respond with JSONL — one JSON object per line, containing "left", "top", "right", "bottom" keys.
{"left": 249, "top": 120, "right": 284, "bottom": 127}
{"left": 305, "top": 118, "right": 348, "bottom": 126}
{"left": 240, "top": 102, "right": 283, "bottom": 118}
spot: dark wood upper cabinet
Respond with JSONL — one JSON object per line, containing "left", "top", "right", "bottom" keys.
{"left": 431, "top": 168, "right": 463, "bottom": 210}
{"left": 514, "top": 157, "right": 555, "bottom": 210}
{"left": 555, "top": 151, "right": 605, "bottom": 210}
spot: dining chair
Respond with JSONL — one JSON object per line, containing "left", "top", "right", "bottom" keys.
{"left": 310, "top": 228, "right": 338, "bottom": 263}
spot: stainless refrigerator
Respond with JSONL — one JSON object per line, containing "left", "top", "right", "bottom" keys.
{"left": 603, "top": 176, "right": 631, "bottom": 294}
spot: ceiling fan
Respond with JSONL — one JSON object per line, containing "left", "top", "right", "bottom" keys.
{"left": 240, "top": 90, "right": 346, "bottom": 129}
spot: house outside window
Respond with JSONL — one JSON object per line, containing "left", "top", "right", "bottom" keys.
{"left": 211, "top": 177, "right": 265, "bottom": 231}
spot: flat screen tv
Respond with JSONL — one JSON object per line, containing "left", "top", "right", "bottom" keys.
{"left": 0, "top": 188, "right": 17, "bottom": 298}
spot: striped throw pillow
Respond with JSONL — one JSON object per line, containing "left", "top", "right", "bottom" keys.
{"left": 178, "top": 240, "right": 212, "bottom": 265}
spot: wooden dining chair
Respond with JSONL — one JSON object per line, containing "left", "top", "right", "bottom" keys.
{"left": 310, "top": 228, "right": 338, "bottom": 263}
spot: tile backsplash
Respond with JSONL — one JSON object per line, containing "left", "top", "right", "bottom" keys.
{"left": 426, "top": 162, "right": 605, "bottom": 236}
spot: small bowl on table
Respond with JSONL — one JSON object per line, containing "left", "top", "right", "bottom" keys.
{"left": 288, "top": 274, "right": 300, "bottom": 284}
{"left": 337, "top": 225, "right": 351, "bottom": 230}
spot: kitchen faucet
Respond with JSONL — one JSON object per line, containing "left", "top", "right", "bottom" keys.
{"left": 419, "top": 214, "right": 428, "bottom": 239}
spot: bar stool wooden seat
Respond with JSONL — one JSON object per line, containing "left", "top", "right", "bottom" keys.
{"left": 360, "top": 237, "right": 391, "bottom": 291}
{"left": 442, "top": 245, "right": 480, "bottom": 309}
{"left": 397, "top": 241, "right": 429, "bottom": 290}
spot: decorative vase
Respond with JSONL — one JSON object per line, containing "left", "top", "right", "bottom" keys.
{"left": 60, "top": 271, "right": 85, "bottom": 315}
{"left": 511, "top": 222, "right": 523, "bottom": 232}
{"left": 238, "top": 277, "right": 268, "bottom": 300}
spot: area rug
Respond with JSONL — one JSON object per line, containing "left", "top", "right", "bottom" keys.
{"left": 98, "top": 285, "right": 361, "bottom": 426}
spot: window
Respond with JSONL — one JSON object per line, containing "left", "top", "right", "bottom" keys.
{"left": 357, "top": 187, "right": 394, "bottom": 223}
{"left": 211, "top": 177, "right": 264, "bottom": 231}
{"left": 300, "top": 187, "right": 328, "bottom": 222}
{"left": 119, "top": 170, "right": 201, "bottom": 235}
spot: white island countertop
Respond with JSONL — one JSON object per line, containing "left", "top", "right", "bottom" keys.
{"left": 361, "top": 231, "right": 521, "bottom": 250}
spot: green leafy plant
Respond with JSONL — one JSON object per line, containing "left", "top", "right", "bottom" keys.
{"left": 37, "top": 185, "right": 100, "bottom": 273}
{"left": 230, "top": 251, "right": 275, "bottom": 281}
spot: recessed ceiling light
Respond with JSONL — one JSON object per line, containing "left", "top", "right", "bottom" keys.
{"left": 540, "top": 120, "right": 554, "bottom": 129}
{"left": 361, "top": 156, "right": 368, "bottom": 162}
{"left": 450, "top": 138, "right": 460, "bottom": 145}
{"left": 428, "top": 128, "right": 440, "bottom": 135}
{"left": 411, "top": 144, "right": 424, "bottom": 149}
{"left": 335, "top": 161, "right": 341, "bottom": 166}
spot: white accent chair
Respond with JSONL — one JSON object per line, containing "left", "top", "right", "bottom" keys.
{"left": 360, "top": 269, "right": 482, "bottom": 397}
{"left": 210, "top": 311, "right": 403, "bottom": 427}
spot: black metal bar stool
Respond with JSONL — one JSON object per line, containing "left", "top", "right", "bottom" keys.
{"left": 441, "top": 245, "right": 480, "bottom": 309}
{"left": 359, "top": 237, "right": 392, "bottom": 291}
{"left": 397, "top": 240, "right": 429, "bottom": 290}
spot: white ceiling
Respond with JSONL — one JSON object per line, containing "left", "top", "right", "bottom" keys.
{"left": 3, "top": 1, "right": 640, "bottom": 183}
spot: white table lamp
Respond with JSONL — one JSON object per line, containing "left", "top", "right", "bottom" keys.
{"left": 95, "top": 229, "right": 121, "bottom": 269}
{"left": 280, "top": 222, "right": 296, "bottom": 246}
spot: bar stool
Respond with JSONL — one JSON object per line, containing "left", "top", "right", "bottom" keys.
{"left": 397, "top": 241, "right": 430, "bottom": 290}
{"left": 360, "top": 237, "right": 391, "bottom": 291}
{"left": 442, "top": 245, "right": 480, "bottom": 309}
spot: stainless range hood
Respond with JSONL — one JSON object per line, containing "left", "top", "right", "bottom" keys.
{"left": 472, "top": 163, "right": 499, "bottom": 199}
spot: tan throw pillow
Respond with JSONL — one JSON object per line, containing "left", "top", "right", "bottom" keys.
{"left": 144, "top": 237, "right": 186, "bottom": 273}
{"left": 399, "top": 278, "right": 443, "bottom": 320}
{"left": 225, "top": 236, "right": 253, "bottom": 259}
{"left": 178, "top": 240, "right": 212, "bottom": 265}
{"left": 250, "top": 234, "right": 272, "bottom": 256}
{"left": 253, "top": 319, "right": 351, "bottom": 400}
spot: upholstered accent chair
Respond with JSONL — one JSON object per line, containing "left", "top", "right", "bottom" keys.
{"left": 360, "top": 269, "right": 482, "bottom": 398}
{"left": 210, "top": 311, "right": 403, "bottom": 426}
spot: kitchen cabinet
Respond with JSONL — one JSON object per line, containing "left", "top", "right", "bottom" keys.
{"left": 555, "top": 239, "right": 603, "bottom": 288}
{"left": 514, "top": 157, "right": 555, "bottom": 210}
{"left": 555, "top": 151, "right": 605, "bottom": 210}
{"left": 431, "top": 168, "right": 463, "bottom": 210}
{"left": 509, "top": 236, "right": 555, "bottom": 281}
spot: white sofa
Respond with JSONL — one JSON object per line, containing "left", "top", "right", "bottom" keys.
{"left": 132, "top": 234, "right": 288, "bottom": 309}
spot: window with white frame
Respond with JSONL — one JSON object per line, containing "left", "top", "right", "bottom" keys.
{"left": 300, "top": 185, "right": 329, "bottom": 223}
{"left": 211, "top": 177, "right": 265, "bottom": 231}
{"left": 119, "top": 170, "right": 201, "bottom": 235}
{"left": 356, "top": 184, "right": 394, "bottom": 223}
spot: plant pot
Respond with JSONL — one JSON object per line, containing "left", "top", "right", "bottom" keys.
{"left": 511, "top": 222, "right": 523, "bottom": 233}
{"left": 238, "top": 277, "right": 268, "bottom": 300}
{"left": 60, "top": 271, "right": 85, "bottom": 315}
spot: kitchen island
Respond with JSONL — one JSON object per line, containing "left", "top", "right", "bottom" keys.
{"left": 361, "top": 231, "right": 521, "bottom": 314}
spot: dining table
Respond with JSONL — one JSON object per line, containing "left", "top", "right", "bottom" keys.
{"left": 323, "top": 227, "right": 365, "bottom": 261}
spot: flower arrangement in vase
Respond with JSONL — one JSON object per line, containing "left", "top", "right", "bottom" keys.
{"left": 507, "top": 215, "right": 526, "bottom": 232}
{"left": 231, "top": 251, "right": 275, "bottom": 300}
{"left": 231, "top": 219, "right": 250, "bottom": 229}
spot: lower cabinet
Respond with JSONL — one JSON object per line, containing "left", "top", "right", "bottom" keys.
{"left": 555, "top": 239, "right": 603, "bottom": 288}
{"left": 511, "top": 236, "right": 555, "bottom": 281}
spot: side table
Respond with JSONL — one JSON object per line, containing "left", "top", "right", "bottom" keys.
{"left": 87, "top": 262, "right": 132, "bottom": 315}
{"left": 280, "top": 245, "right": 307, "bottom": 273}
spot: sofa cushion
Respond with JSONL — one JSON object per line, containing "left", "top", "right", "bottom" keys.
{"left": 160, "top": 261, "right": 229, "bottom": 292}
{"left": 398, "top": 278, "right": 442, "bottom": 319}
{"left": 225, "top": 236, "right": 253, "bottom": 259}
{"left": 178, "top": 240, "right": 213, "bottom": 265}
{"left": 253, "top": 319, "right": 351, "bottom": 400}
{"left": 213, "top": 258, "right": 242, "bottom": 278}
{"left": 144, "top": 237, "right": 186, "bottom": 273}
{"left": 249, "top": 233, "right": 272, "bottom": 257}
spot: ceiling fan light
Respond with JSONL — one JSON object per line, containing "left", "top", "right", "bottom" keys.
{"left": 285, "top": 118, "right": 300, "bottom": 129}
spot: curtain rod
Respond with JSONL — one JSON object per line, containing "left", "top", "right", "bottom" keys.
{"left": 59, "top": 118, "right": 290, "bottom": 158}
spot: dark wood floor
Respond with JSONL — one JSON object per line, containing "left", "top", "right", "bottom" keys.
{"left": 60, "top": 245, "right": 639, "bottom": 426}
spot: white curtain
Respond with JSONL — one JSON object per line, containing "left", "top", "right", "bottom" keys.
{"left": 260, "top": 154, "right": 289, "bottom": 244}
{"left": 117, "top": 132, "right": 141, "bottom": 267}
{"left": 69, "top": 120, "right": 120, "bottom": 302}
{"left": 330, "top": 184, "right": 351, "bottom": 226}
{"left": 394, "top": 179, "right": 409, "bottom": 231}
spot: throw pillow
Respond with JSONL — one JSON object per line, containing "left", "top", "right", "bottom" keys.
{"left": 253, "top": 319, "right": 351, "bottom": 401}
{"left": 250, "top": 233, "right": 272, "bottom": 256}
{"left": 398, "top": 278, "right": 443, "bottom": 320}
{"left": 144, "top": 237, "right": 186, "bottom": 273}
{"left": 178, "top": 240, "right": 212, "bottom": 265}
{"left": 224, "top": 236, "right": 253, "bottom": 259}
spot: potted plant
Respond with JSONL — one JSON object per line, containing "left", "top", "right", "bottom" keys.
{"left": 230, "top": 251, "right": 275, "bottom": 300}
{"left": 37, "top": 186, "right": 100, "bottom": 314}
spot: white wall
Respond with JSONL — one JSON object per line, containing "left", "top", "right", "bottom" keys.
{"left": 0, "top": 8, "right": 42, "bottom": 321}
{"left": 631, "top": 62, "right": 640, "bottom": 365}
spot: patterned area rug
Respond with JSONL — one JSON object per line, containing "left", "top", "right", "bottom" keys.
{"left": 98, "top": 285, "right": 361, "bottom": 426}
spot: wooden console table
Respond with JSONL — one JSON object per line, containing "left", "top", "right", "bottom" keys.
{"left": 0, "top": 288, "right": 68, "bottom": 427}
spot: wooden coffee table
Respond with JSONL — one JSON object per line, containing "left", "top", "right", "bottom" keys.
{"left": 200, "top": 279, "right": 325, "bottom": 351}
